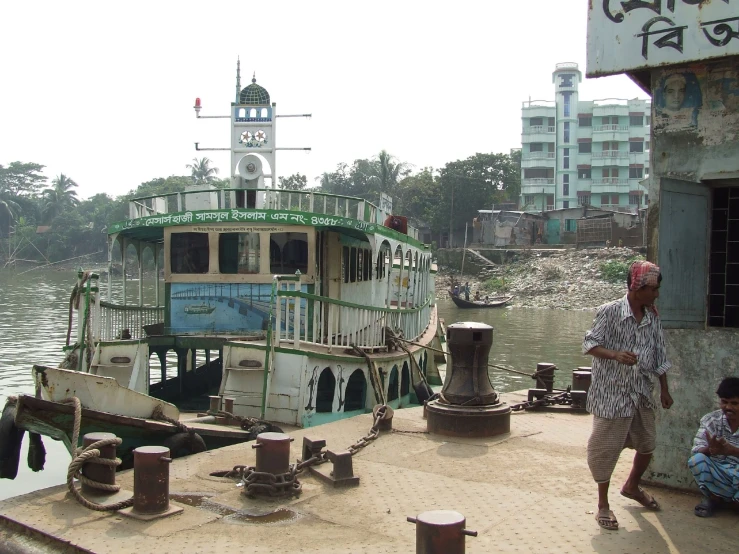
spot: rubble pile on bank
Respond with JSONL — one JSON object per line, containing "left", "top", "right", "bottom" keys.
{"left": 437, "top": 247, "right": 644, "bottom": 310}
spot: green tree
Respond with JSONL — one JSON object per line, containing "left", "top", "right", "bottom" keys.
{"left": 435, "top": 152, "right": 519, "bottom": 236}
{"left": 373, "top": 150, "right": 410, "bottom": 196}
{"left": 394, "top": 168, "right": 441, "bottom": 227}
{"left": 278, "top": 173, "right": 308, "bottom": 191}
{"left": 0, "top": 162, "right": 47, "bottom": 236}
{"left": 186, "top": 157, "right": 219, "bottom": 185}
{"left": 0, "top": 162, "right": 47, "bottom": 197}
{"left": 42, "top": 174, "right": 79, "bottom": 223}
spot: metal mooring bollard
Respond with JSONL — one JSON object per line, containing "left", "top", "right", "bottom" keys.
{"left": 80, "top": 432, "right": 117, "bottom": 494}
{"left": 373, "top": 404, "right": 394, "bottom": 431}
{"left": 120, "top": 446, "right": 183, "bottom": 520}
{"left": 224, "top": 397, "right": 235, "bottom": 413}
{"left": 209, "top": 395, "right": 221, "bottom": 412}
{"left": 426, "top": 322, "right": 510, "bottom": 437}
{"left": 534, "top": 362, "right": 557, "bottom": 393}
{"left": 407, "top": 510, "right": 477, "bottom": 554}
{"left": 252, "top": 432, "right": 294, "bottom": 474}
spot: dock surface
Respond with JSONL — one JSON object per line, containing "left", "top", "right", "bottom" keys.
{"left": 1, "top": 391, "right": 736, "bottom": 553}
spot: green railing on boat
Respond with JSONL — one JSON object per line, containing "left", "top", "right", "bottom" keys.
{"left": 126, "top": 187, "right": 419, "bottom": 240}
{"left": 99, "top": 301, "right": 164, "bottom": 341}
{"left": 272, "top": 277, "right": 432, "bottom": 352}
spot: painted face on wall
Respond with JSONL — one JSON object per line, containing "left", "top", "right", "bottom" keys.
{"left": 664, "top": 74, "right": 687, "bottom": 111}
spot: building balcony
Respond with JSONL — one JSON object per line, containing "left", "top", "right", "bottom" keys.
{"left": 523, "top": 125, "right": 556, "bottom": 134}
{"left": 590, "top": 153, "right": 629, "bottom": 167}
{"left": 601, "top": 204, "right": 638, "bottom": 213}
{"left": 521, "top": 180, "right": 555, "bottom": 195}
{"left": 590, "top": 180, "right": 631, "bottom": 194}
{"left": 591, "top": 151, "right": 629, "bottom": 159}
{"left": 521, "top": 152, "right": 556, "bottom": 168}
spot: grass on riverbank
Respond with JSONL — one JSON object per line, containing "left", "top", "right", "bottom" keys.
{"left": 599, "top": 255, "right": 645, "bottom": 283}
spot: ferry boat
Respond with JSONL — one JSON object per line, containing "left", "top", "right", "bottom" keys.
{"left": 1, "top": 63, "right": 446, "bottom": 471}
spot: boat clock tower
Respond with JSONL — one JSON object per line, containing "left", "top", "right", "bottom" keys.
{"left": 230, "top": 60, "right": 276, "bottom": 196}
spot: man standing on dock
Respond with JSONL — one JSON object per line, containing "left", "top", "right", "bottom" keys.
{"left": 582, "top": 260, "right": 673, "bottom": 531}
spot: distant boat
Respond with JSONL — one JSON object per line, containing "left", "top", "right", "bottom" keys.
{"left": 184, "top": 302, "right": 216, "bottom": 315}
{"left": 449, "top": 292, "right": 513, "bottom": 309}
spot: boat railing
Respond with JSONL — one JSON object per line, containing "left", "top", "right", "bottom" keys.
{"left": 272, "top": 277, "right": 432, "bottom": 352}
{"left": 126, "top": 187, "right": 419, "bottom": 240}
{"left": 98, "top": 301, "right": 165, "bottom": 341}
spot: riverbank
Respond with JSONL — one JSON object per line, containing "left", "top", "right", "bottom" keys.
{"left": 437, "top": 247, "right": 643, "bottom": 310}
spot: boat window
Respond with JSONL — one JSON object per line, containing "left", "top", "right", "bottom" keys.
{"left": 316, "top": 367, "right": 335, "bottom": 413}
{"left": 219, "top": 232, "right": 261, "bottom": 274}
{"left": 344, "top": 370, "right": 366, "bottom": 412}
{"left": 363, "top": 249, "right": 371, "bottom": 281}
{"left": 270, "top": 232, "right": 308, "bottom": 274}
{"left": 350, "top": 247, "right": 357, "bottom": 283}
{"left": 387, "top": 366, "right": 399, "bottom": 402}
{"left": 357, "top": 249, "right": 363, "bottom": 282}
{"left": 376, "top": 251, "right": 387, "bottom": 280}
{"left": 400, "top": 363, "right": 410, "bottom": 396}
{"left": 343, "top": 246, "right": 350, "bottom": 283}
{"left": 171, "top": 232, "right": 209, "bottom": 274}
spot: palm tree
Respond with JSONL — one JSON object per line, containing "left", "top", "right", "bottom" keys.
{"left": 42, "top": 174, "right": 79, "bottom": 224}
{"left": 0, "top": 192, "right": 21, "bottom": 237}
{"left": 373, "top": 150, "right": 409, "bottom": 195}
{"left": 186, "top": 157, "right": 219, "bottom": 185}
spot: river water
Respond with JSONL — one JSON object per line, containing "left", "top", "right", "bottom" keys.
{"left": 0, "top": 269, "right": 596, "bottom": 500}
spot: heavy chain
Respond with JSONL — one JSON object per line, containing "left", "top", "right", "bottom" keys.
{"left": 221, "top": 405, "right": 391, "bottom": 496}
{"left": 346, "top": 405, "right": 386, "bottom": 455}
{"left": 509, "top": 391, "right": 572, "bottom": 412}
{"left": 241, "top": 466, "right": 302, "bottom": 498}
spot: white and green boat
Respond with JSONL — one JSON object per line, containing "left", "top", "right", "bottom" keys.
{"left": 11, "top": 65, "right": 446, "bottom": 458}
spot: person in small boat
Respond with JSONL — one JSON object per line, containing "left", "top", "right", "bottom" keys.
{"left": 464, "top": 282, "right": 470, "bottom": 301}
{"left": 688, "top": 377, "right": 739, "bottom": 517}
{"left": 452, "top": 284, "right": 460, "bottom": 297}
{"left": 582, "top": 260, "right": 673, "bottom": 531}
{"left": 483, "top": 295, "right": 490, "bottom": 304}
{"left": 474, "top": 290, "right": 481, "bottom": 302}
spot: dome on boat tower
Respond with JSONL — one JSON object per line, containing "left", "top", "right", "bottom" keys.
{"left": 239, "top": 74, "right": 270, "bottom": 105}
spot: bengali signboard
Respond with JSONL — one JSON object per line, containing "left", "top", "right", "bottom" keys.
{"left": 587, "top": 1, "right": 739, "bottom": 77}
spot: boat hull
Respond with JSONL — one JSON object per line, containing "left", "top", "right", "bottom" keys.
{"left": 449, "top": 293, "right": 513, "bottom": 309}
{"left": 10, "top": 395, "right": 252, "bottom": 471}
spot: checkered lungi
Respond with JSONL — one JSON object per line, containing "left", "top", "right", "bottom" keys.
{"left": 587, "top": 406, "right": 656, "bottom": 483}
{"left": 688, "top": 453, "right": 739, "bottom": 502}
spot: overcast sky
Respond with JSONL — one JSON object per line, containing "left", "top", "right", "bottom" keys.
{"left": 1, "top": 1, "right": 646, "bottom": 200}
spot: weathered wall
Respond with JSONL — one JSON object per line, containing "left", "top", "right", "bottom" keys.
{"left": 648, "top": 329, "right": 739, "bottom": 489}
{"left": 647, "top": 56, "right": 739, "bottom": 490}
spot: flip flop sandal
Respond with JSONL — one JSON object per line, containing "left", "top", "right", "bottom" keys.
{"left": 595, "top": 508, "right": 619, "bottom": 530}
{"left": 694, "top": 498, "right": 716, "bottom": 518}
{"left": 620, "top": 486, "right": 660, "bottom": 510}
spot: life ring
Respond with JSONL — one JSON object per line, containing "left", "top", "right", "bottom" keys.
{"left": 0, "top": 402, "right": 25, "bottom": 480}
{"left": 162, "top": 432, "right": 207, "bottom": 459}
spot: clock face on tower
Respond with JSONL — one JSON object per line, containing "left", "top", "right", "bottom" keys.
{"left": 239, "top": 129, "right": 267, "bottom": 147}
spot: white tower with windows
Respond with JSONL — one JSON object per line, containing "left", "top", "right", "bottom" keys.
{"left": 230, "top": 60, "right": 276, "bottom": 197}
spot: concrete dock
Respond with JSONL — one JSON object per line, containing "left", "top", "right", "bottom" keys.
{"left": 1, "top": 391, "right": 736, "bottom": 553}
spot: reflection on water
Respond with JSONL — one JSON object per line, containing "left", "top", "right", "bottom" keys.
{"left": 0, "top": 269, "right": 596, "bottom": 500}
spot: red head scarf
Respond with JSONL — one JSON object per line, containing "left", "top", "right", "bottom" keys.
{"left": 628, "top": 260, "right": 661, "bottom": 291}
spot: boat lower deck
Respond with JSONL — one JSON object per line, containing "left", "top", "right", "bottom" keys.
{"left": 1, "top": 390, "right": 735, "bottom": 553}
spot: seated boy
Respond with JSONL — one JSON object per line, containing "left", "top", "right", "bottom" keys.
{"left": 688, "top": 376, "right": 739, "bottom": 517}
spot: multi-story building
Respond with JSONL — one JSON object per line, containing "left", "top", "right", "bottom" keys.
{"left": 520, "top": 62, "right": 650, "bottom": 212}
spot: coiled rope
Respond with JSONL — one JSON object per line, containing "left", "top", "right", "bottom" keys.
{"left": 62, "top": 397, "right": 134, "bottom": 512}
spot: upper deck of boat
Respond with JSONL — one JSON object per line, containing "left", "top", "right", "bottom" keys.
{"left": 109, "top": 187, "right": 428, "bottom": 250}
{"left": 1, "top": 390, "right": 735, "bottom": 553}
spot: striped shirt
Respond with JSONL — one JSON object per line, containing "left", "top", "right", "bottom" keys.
{"left": 691, "top": 410, "right": 739, "bottom": 465}
{"left": 582, "top": 295, "right": 671, "bottom": 419}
